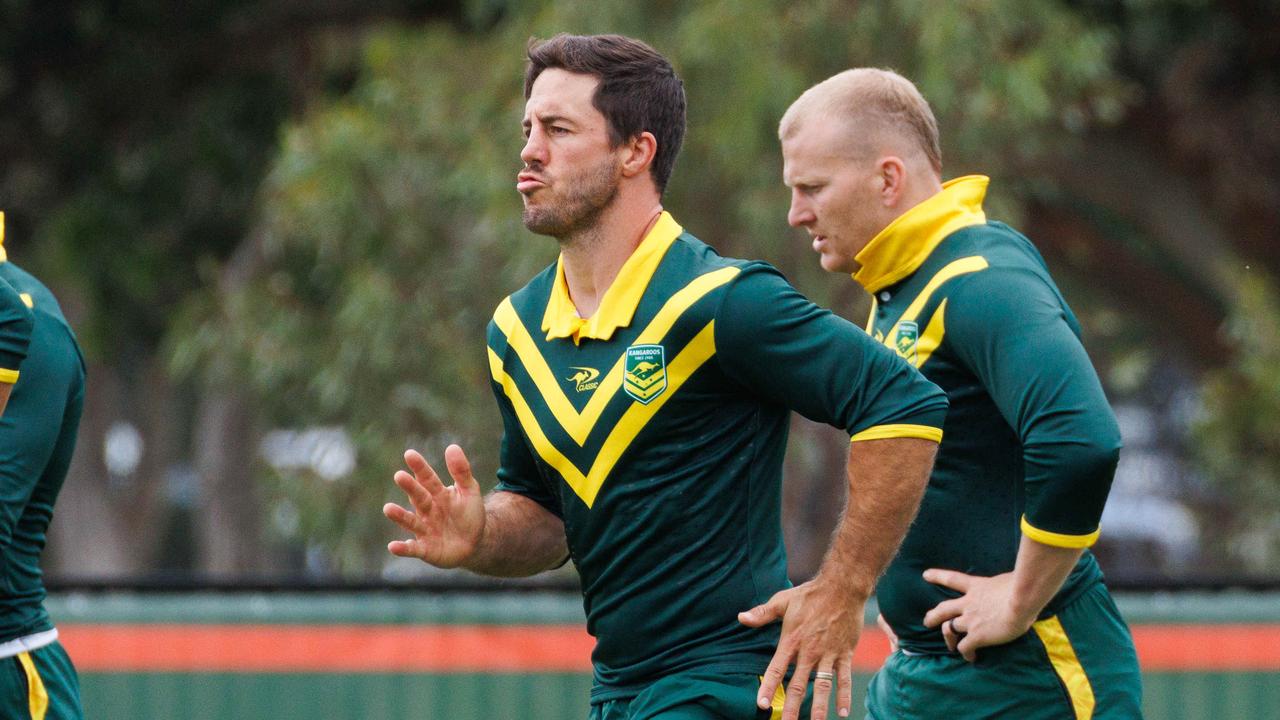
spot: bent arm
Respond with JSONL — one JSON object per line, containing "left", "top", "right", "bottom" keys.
{"left": 818, "top": 436, "right": 937, "bottom": 600}
{"left": 1008, "top": 535, "right": 1085, "bottom": 621}
{"left": 463, "top": 490, "right": 568, "bottom": 577}
{"left": 951, "top": 268, "right": 1121, "bottom": 547}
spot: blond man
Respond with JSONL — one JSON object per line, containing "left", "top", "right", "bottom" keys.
{"left": 773, "top": 69, "right": 1143, "bottom": 719}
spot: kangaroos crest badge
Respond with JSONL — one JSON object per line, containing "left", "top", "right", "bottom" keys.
{"left": 624, "top": 344, "right": 667, "bottom": 404}
{"left": 894, "top": 321, "right": 919, "bottom": 365}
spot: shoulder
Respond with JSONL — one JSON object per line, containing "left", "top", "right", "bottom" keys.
{"left": 488, "top": 261, "right": 557, "bottom": 332}
{"left": 943, "top": 221, "right": 1051, "bottom": 274}
{"left": 1, "top": 262, "right": 77, "bottom": 337}
{"left": 665, "top": 230, "right": 754, "bottom": 277}
{"left": 943, "top": 263, "right": 1069, "bottom": 351}
{"left": 1, "top": 263, "right": 59, "bottom": 315}
{"left": 643, "top": 231, "right": 764, "bottom": 319}
{"left": 933, "top": 222, "right": 1059, "bottom": 307}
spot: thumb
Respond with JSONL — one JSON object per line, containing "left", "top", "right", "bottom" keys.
{"left": 738, "top": 592, "right": 789, "bottom": 627}
{"left": 444, "top": 444, "right": 480, "bottom": 494}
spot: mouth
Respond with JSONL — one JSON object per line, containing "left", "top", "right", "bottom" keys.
{"left": 517, "top": 173, "right": 545, "bottom": 194}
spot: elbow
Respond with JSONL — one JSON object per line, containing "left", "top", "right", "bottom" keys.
{"left": 1065, "top": 438, "right": 1121, "bottom": 489}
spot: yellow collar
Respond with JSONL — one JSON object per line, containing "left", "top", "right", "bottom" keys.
{"left": 852, "top": 175, "right": 989, "bottom": 293}
{"left": 542, "top": 211, "right": 682, "bottom": 344}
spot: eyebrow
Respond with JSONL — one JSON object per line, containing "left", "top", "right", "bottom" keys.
{"left": 523, "top": 114, "right": 574, "bottom": 129}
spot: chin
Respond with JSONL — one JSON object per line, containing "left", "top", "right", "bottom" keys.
{"left": 818, "top": 255, "right": 845, "bottom": 274}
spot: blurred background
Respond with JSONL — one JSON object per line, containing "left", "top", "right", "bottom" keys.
{"left": 2, "top": 0, "right": 1277, "bottom": 717}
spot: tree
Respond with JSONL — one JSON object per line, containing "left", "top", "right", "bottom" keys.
{"left": 183, "top": 0, "right": 1134, "bottom": 574}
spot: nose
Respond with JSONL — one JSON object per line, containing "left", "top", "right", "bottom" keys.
{"left": 787, "top": 189, "right": 814, "bottom": 228}
{"left": 521, "top": 126, "right": 546, "bottom": 167}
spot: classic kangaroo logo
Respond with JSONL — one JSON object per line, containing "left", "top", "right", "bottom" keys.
{"left": 566, "top": 366, "right": 601, "bottom": 393}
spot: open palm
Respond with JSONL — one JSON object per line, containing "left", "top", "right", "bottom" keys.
{"left": 382, "top": 445, "right": 485, "bottom": 569}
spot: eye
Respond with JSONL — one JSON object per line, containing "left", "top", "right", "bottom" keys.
{"left": 548, "top": 125, "right": 570, "bottom": 136}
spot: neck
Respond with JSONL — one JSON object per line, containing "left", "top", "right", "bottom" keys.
{"left": 891, "top": 174, "right": 945, "bottom": 225}
{"left": 560, "top": 191, "right": 663, "bottom": 318}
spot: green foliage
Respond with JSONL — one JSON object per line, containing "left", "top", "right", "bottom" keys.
{"left": 180, "top": 0, "right": 1131, "bottom": 570}
{"left": 1195, "top": 273, "right": 1280, "bottom": 572}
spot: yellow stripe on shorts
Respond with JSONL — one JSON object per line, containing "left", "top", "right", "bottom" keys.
{"left": 759, "top": 676, "right": 786, "bottom": 720}
{"left": 16, "top": 651, "right": 49, "bottom": 720}
{"left": 1033, "top": 616, "right": 1095, "bottom": 720}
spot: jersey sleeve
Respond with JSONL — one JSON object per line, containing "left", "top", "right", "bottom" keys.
{"left": 486, "top": 321, "right": 564, "bottom": 519}
{"left": 714, "top": 263, "right": 948, "bottom": 441}
{"left": 0, "top": 276, "right": 33, "bottom": 384}
{"left": 947, "top": 267, "right": 1121, "bottom": 547}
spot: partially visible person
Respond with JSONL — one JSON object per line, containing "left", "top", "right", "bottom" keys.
{"left": 776, "top": 69, "right": 1142, "bottom": 719}
{"left": 0, "top": 211, "right": 88, "bottom": 720}
{"left": 0, "top": 213, "right": 33, "bottom": 417}
{"left": 384, "top": 35, "right": 947, "bottom": 720}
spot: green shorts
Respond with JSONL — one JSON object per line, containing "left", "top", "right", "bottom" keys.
{"left": 867, "top": 582, "right": 1141, "bottom": 719}
{"left": 0, "top": 640, "right": 83, "bottom": 720}
{"left": 591, "top": 670, "right": 814, "bottom": 720}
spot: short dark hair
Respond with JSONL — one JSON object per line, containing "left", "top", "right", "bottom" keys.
{"left": 525, "top": 34, "right": 686, "bottom": 194}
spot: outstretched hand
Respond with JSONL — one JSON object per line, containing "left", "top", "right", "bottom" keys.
{"left": 738, "top": 580, "right": 861, "bottom": 720}
{"left": 921, "top": 569, "right": 1036, "bottom": 662}
{"left": 382, "top": 445, "right": 485, "bottom": 569}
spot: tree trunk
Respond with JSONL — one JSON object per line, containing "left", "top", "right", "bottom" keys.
{"left": 193, "top": 386, "right": 264, "bottom": 574}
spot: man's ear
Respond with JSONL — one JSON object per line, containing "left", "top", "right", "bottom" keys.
{"left": 620, "top": 131, "right": 658, "bottom": 179}
{"left": 877, "top": 156, "right": 908, "bottom": 208}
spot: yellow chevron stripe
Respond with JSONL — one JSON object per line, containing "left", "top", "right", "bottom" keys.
{"left": 1033, "top": 616, "right": 1096, "bottom": 720}
{"left": 884, "top": 256, "right": 987, "bottom": 352}
{"left": 912, "top": 297, "right": 948, "bottom": 368}
{"left": 489, "top": 322, "right": 718, "bottom": 507}
{"left": 490, "top": 267, "right": 739, "bottom": 446}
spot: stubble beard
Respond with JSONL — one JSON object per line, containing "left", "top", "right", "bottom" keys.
{"left": 522, "top": 157, "right": 621, "bottom": 244}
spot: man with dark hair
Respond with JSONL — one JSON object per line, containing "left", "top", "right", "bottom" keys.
{"left": 0, "top": 211, "right": 88, "bottom": 720}
{"left": 777, "top": 69, "right": 1142, "bottom": 719}
{"left": 385, "top": 35, "right": 948, "bottom": 720}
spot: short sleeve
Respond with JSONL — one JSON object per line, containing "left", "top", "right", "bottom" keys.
{"left": 0, "top": 277, "right": 32, "bottom": 384}
{"left": 714, "top": 263, "right": 948, "bottom": 440}
{"left": 948, "top": 267, "right": 1121, "bottom": 545}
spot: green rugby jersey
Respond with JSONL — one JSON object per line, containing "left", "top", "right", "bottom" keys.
{"left": 487, "top": 212, "right": 948, "bottom": 699}
{"left": 0, "top": 214, "right": 33, "bottom": 385}
{"left": 854, "top": 176, "right": 1121, "bottom": 654}
{"left": 0, "top": 239, "right": 86, "bottom": 643}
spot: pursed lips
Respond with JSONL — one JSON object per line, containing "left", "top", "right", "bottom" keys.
{"left": 517, "top": 172, "right": 546, "bottom": 194}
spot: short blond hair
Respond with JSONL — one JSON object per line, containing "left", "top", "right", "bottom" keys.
{"left": 779, "top": 68, "right": 941, "bottom": 174}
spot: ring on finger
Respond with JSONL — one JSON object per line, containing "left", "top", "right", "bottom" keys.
{"left": 814, "top": 670, "right": 834, "bottom": 681}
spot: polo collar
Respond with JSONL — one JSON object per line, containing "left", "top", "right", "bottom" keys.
{"left": 852, "top": 175, "right": 989, "bottom": 293}
{"left": 542, "top": 211, "right": 682, "bottom": 344}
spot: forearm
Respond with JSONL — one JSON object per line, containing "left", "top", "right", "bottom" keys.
{"left": 0, "top": 382, "right": 11, "bottom": 417}
{"left": 462, "top": 491, "right": 569, "bottom": 577}
{"left": 815, "top": 437, "right": 938, "bottom": 599}
{"left": 1008, "top": 535, "right": 1084, "bottom": 620}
